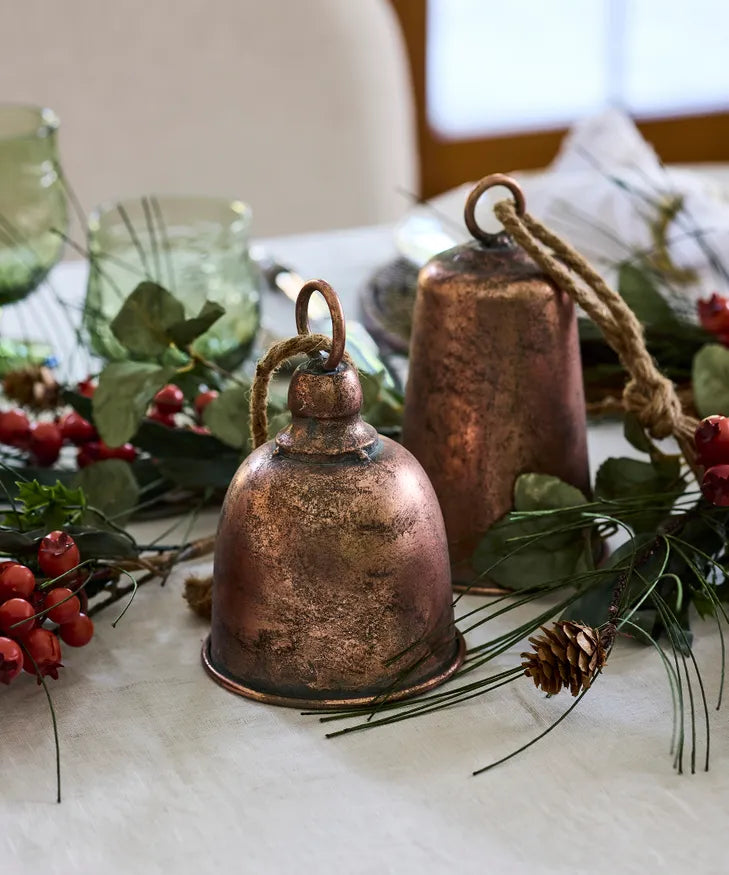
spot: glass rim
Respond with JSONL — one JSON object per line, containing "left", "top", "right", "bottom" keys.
{"left": 0, "top": 104, "right": 59, "bottom": 141}
{"left": 88, "top": 194, "right": 253, "bottom": 232}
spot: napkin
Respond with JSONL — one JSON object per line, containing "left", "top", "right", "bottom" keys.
{"left": 396, "top": 109, "right": 729, "bottom": 308}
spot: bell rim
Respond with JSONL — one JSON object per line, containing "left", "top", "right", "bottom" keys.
{"left": 201, "top": 630, "right": 466, "bottom": 711}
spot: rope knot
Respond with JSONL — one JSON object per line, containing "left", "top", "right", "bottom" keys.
{"left": 623, "top": 374, "right": 684, "bottom": 440}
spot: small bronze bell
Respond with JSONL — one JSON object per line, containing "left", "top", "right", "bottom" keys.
{"left": 403, "top": 174, "right": 590, "bottom": 588}
{"left": 203, "top": 280, "right": 464, "bottom": 708}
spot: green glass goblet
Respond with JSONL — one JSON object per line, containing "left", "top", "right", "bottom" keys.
{"left": 0, "top": 104, "right": 67, "bottom": 304}
{"left": 84, "top": 195, "right": 260, "bottom": 370}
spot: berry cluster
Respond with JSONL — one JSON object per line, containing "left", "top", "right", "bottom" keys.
{"left": 695, "top": 415, "right": 729, "bottom": 505}
{"left": 698, "top": 294, "right": 729, "bottom": 345}
{"left": 146, "top": 384, "right": 218, "bottom": 433}
{"left": 0, "top": 380, "right": 219, "bottom": 472}
{"left": 0, "top": 531, "right": 93, "bottom": 686}
{"left": 0, "top": 406, "right": 136, "bottom": 470}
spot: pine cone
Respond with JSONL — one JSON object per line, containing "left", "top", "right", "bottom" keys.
{"left": 3, "top": 365, "right": 60, "bottom": 411}
{"left": 521, "top": 621, "right": 607, "bottom": 696}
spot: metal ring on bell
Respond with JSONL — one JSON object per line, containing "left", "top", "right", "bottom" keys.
{"left": 464, "top": 172, "right": 526, "bottom": 246}
{"left": 295, "top": 278, "right": 346, "bottom": 370}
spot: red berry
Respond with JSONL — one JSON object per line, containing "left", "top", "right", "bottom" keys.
{"left": 698, "top": 294, "right": 729, "bottom": 337}
{"left": 0, "top": 636, "right": 22, "bottom": 684}
{"left": 0, "top": 563, "right": 35, "bottom": 600}
{"left": 99, "top": 441, "right": 137, "bottom": 463}
{"left": 77, "top": 442, "right": 100, "bottom": 468}
{"left": 77, "top": 378, "right": 96, "bottom": 398}
{"left": 694, "top": 415, "right": 729, "bottom": 468}
{"left": 23, "top": 628, "right": 63, "bottom": 679}
{"left": 154, "top": 384, "right": 184, "bottom": 415}
{"left": 194, "top": 390, "right": 218, "bottom": 418}
{"left": 0, "top": 409, "right": 30, "bottom": 447}
{"left": 29, "top": 422, "right": 63, "bottom": 466}
{"left": 44, "top": 587, "right": 81, "bottom": 625}
{"left": 702, "top": 464, "right": 729, "bottom": 506}
{"left": 0, "top": 597, "right": 35, "bottom": 638}
{"left": 59, "top": 613, "right": 93, "bottom": 647}
{"left": 59, "top": 411, "right": 97, "bottom": 445}
{"left": 38, "top": 531, "right": 81, "bottom": 579}
{"left": 148, "top": 407, "right": 176, "bottom": 428}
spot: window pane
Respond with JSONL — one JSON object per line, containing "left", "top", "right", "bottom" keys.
{"left": 427, "top": 0, "right": 729, "bottom": 139}
{"left": 624, "top": 0, "right": 729, "bottom": 116}
{"left": 427, "top": 0, "right": 609, "bottom": 137}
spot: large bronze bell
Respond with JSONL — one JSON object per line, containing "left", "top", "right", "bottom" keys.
{"left": 403, "top": 174, "right": 590, "bottom": 589}
{"left": 203, "top": 280, "right": 464, "bottom": 708}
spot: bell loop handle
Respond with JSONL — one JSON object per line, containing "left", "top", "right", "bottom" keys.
{"left": 464, "top": 173, "right": 526, "bottom": 246}
{"left": 295, "top": 279, "right": 346, "bottom": 371}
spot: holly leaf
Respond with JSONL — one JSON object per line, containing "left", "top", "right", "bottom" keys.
{"left": 692, "top": 343, "right": 729, "bottom": 417}
{"left": 472, "top": 474, "right": 592, "bottom": 590}
{"left": 167, "top": 301, "right": 226, "bottom": 349}
{"left": 110, "top": 281, "right": 185, "bottom": 357}
{"left": 93, "top": 361, "right": 175, "bottom": 447}
{"left": 4, "top": 479, "right": 87, "bottom": 531}
{"left": 618, "top": 262, "right": 675, "bottom": 325}
{"left": 73, "top": 460, "right": 140, "bottom": 525}
{"left": 202, "top": 384, "right": 250, "bottom": 449}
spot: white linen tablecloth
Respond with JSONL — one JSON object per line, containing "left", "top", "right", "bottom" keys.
{"left": 3, "top": 227, "right": 727, "bottom": 875}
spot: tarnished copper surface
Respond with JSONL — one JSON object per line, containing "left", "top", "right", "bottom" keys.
{"left": 403, "top": 175, "right": 590, "bottom": 589}
{"left": 207, "top": 281, "right": 463, "bottom": 708}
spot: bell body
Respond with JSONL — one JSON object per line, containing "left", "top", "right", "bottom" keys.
{"left": 206, "top": 358, "right": 463, "bottom": 708}
{"left": 402, "top": 237, "right": 590, "bottom": 579}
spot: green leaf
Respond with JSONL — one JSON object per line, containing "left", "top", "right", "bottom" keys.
{"left": 110, "top": 281, "right": 184, "bottom": 357}
{"left": 3, "top": 479, "right": 87, "bottom": 531}
{"left": 157, "top": 456, "right": 238, "bottom": 490}
{"left": 73, "top": 460, "right": 140, "bottom": 525}
{"left": 513, "top": 473, "right": 587, "bottom": 512}
{"left": 692, "top": 343, "right": 729, "bottom": 417}
{"left": 618, "top": 262, "right": 675, "bottom": 325}
{"left": 65, "top": 526, "right": 138, "bottom": 560}
{"left": 202, "top": 384, "right": 250, "bottom": 449}
{"left": 132, "top": 418, "right": 235, "bottom": 458}
{"left": 623, "top": 412, "right": 654, "bottom": 455}
{"left": 359, "top": 371, "right": 404, "bottom": 431}
{"left": 594, "top": 455, "right": 685, "bottom": 532}
{"left": 167, "top": 301, "right": 226, "bottom": 348}
{"left": 93, "top": 361, "right": 174, "bottom": 447}
{"left": 472, "top": 474, "right": 592, "bottom": 590}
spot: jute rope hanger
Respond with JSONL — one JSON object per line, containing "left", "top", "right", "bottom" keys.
{"left": 464, "top": 173, "right": 699, "bottom": 472}
{"left": 249, "top": 279, "right": 353, "bottom": 449}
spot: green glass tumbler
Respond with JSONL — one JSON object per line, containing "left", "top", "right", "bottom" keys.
{"left": 0, "top": 105, "right": 67, "bottom": 304}
{"left": 84, "top": 195, "right": 260, "bottom": 369}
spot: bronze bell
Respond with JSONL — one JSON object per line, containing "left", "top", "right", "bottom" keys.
{"left": 203, "top": 279, "right": 464, "bottom": 708}
{"left": 402, "top": 174, "right": 590, "bottom": 590}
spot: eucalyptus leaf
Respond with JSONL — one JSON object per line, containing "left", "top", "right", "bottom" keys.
{"left": 472, "top": 474, "right": 592, "bottom": 590}
{"left": 167, "top": 300, "right": 226, "bottom": 348}
{"left": 202, "top": 384, "right": 250, "bottom": 449}
{"left": 93, "top": 361, "right": 175, "bottom": 447}
{"left": 623, "top": 412, "right": 654, "bottom": 455}
{"left": 618, "top": 262, "right": 675, "bottom": 325}
{"left": 110, "top": 281, "right": 185, "bottom": 357}
{"left": 692, "top": 343, "right": 729, "bottom": 417}
{"left": 73, "top": 460, "right": 140, "bottom": 525}
{"left": 594, "top": 455, "right": 685, "bottom": 532}
{"left": 514, "top": 473, "right": 587, "bottom": 512}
